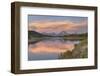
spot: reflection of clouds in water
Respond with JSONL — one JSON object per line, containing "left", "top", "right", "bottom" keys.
{"left": 29, "top": 39, "right": 80, "bottom": 54}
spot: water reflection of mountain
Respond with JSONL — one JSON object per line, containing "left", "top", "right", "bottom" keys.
{"left": 29, "top": 38, "right": 80, "bottom": 53}
{"left": 28, "top": 38, "right": 80, "bottom": 60}
{"left": 28, "top": 30, "right": 88, "bottom": 60}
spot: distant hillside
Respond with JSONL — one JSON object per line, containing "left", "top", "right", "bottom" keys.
{"left": 29, "top": 30, "right": 44, "bottom": 36}
{"left": 28, "top": 31, "right": 50, "bottom": 39}
{"left": 28, "top": 31, "right": 88, "bottom": 39}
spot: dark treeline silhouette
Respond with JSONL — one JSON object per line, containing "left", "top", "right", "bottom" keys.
{"left": 29, "top": 30, "right": 87, "bottom": 38}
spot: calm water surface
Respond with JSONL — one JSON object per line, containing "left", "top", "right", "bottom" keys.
{"left": 28, "top": 37, "right": 80, "bottom": 61}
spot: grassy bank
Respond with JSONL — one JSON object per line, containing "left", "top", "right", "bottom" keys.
{"left": 59, "top": 38, "right": 88, "bottom": 59}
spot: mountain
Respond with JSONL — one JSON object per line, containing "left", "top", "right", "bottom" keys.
{"left": 28, "top": 31, "right": 53, "bottom": 39}
{"left": 39, "top": 31, "right": 68, "bottom": 36}
{"left": 28, "top": 30, "right": 88, "bottom": 39}
{"left": 28, "top": 31, "right": 45, "bottom": 37}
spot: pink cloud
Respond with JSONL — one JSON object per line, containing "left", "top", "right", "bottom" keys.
{"left": 28, "top": 20, "right": 87, "bottom": 34}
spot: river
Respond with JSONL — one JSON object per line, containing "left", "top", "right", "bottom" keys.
{"left": 28, "top": 37, "right": 80, "bottom": 61}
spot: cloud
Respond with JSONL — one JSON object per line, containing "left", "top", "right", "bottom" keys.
{"left": 28, "top": 20, "right": 87, "bottom": 34}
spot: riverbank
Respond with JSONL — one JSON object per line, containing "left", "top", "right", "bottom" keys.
{"left": 59, "top": 38, "right": 88, "bottom": 59}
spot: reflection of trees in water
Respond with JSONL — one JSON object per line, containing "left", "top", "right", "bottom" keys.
{"left": 28, "top": 36, "right": 88, "bottom": 59}
{"left": 59, "top": 39, "right": 88, "bottom": 59}
{"left": 29, "top": 37, "right": 80, "bottom": 45}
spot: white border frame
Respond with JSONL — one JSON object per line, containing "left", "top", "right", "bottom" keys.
{"left": 20, "top": 6, "right": 95, "bottom": 70}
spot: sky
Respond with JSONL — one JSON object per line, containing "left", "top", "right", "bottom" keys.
{"left": 28, "top": 15, "right": 88, "bottom": 34}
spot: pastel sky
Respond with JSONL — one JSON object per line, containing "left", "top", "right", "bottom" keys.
{"left": 28, "top": 15, "right": 88, "bottom": 34}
